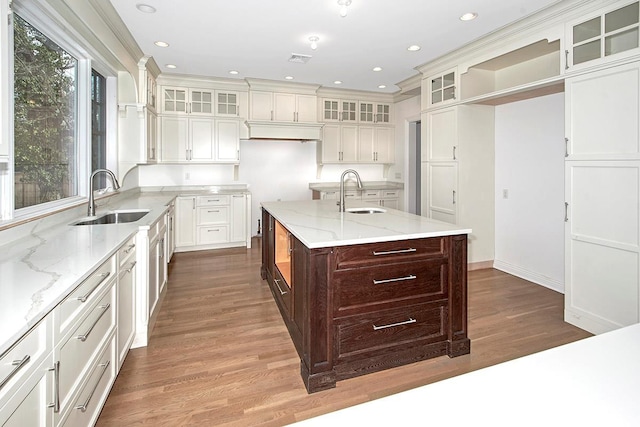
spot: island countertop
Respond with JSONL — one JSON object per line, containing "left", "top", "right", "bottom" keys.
{"left": 261, "top": 199, "right": 470, "bottom": 249}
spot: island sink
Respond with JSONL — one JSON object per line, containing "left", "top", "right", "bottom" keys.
{"left": 261, "top": 200, "right": 471, "bottom": 393}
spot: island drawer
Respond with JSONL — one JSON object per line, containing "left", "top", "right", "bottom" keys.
{"left": 197, "top": 206, "right": 229, "bottom": 224}
{"left": 333, "top": 259, "right": 448, "bottom": 317}
{"left": 334, "top": 302, "right": 447, "bottom": 360}
{"left": 334, "top": 237, "right": 447, "bottom": 270}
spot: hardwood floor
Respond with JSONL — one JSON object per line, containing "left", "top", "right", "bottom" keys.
{"left": 97, "top": 238, "right": 592, "bottom": 426}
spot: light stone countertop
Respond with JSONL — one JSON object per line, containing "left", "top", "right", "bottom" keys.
{"left": 261, "top": 199, "right": 470, "bottom": 249}
{"left": 308, "top": 181, "right": 404, "bottom": 192}
{"left": 0, "top": 186, "right": 249, "bottom": 356}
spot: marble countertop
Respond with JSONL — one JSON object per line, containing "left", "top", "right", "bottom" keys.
{"left": 308, "top": 181, "right": 404, "bottom": 192}
{"left": 294, "top": 322, "right": 640, "bottom": 426}
{"left": 0, "top": 186, "right": 249, "bottom": 356}
{"left": 261, "top": 200, "right": 470, "bottom": 249}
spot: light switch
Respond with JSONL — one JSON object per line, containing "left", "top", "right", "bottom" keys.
{"left": 502, "top": 189, "right": 509, "bottom": 199}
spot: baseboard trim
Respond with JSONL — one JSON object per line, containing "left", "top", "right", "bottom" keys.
{"left": 492, "top": 260, "right": 564, "bottom": 293}
{"left": 468, "top": 261, "right": 494, "bottom": 271}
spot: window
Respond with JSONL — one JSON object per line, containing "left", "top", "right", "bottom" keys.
{"left": 13, "top": 14, "right": 78, "bottom": 210}
{"left": 91, "top": 70, "right": 107, "bottom": 186}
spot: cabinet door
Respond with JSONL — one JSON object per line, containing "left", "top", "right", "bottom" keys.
{"left": 565, "top": 161, "right": 640, "bottom": 334}
{"left": 189, "top": 118, "right": 214, "bottom": 161}
{"left": 323, "top": 99, "right": 340, "bottom": 121}
{"left": 565, "top": 62, "right": 640, "bottom": 159}
{"left": 426, "top": 107, "right": 457, "bottom": 161}
{"left": 359, "top": 102, "right": 375, "bottom": 123}
{"left": 249, "top": 91, "right": 273, "bottom": 121}
{"left": 230, "top": 194, "right": 247, "bottom": 243}
{"left": 148, "top": 240, "right": 159, "bottom": 317}
{"left": 296, "top": 94, "right": 317, "bottom": 122}
{"left": 117, "top": 260, "right": 136, "bottom": 367}
{"left": 215, "top": 119, "right": 239, "bottom": 162}
{"left": 162, "top": 87, "right": 188, "bottom": 114}
{"left": 375, "top": 103, "right": 391, "bottom": 123}
{"left": 160, "top": 117, "right": 188, "bottom": 161}
{"left": 427, "top": 69, "right": 457, "bottom": 108}
{"left": 175, "top": 197, "right": 196, "bottom": 247}
{"left": 189, "top": 89, "right": 213, "bottom": 115}
{"left": 0, "top": 359, "right": 52, "bottom": 426}
{"left": 321, "top": 124, "right": 341, "bottom": 162}
{"left": 341, "top": 100, "right": 358, "bottom": 122}
{"left": 274, "top": 92, "right": 296, "bottom": 122}
{"left": 216, "top": 91, "right": 239, "bottom": 116}
{"left": 341, "top": 125, "right": 359, "bottom": 162}
{"left": 358, "top": 126, "right": 375, "bottom": 162}
{"left": 146, "top": 110, "right": 157, "bottom": 162}
{"left": 374, "top": 127, "right": 393, "bottom": 163}
{"left": 428, "top": 162, "right": 457, "bottom": 224}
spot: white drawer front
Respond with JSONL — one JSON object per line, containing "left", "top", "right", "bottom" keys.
{"left": 117, "top": 237, "right": 136, "bottom": 267}
{"left": 361, "top": 190, "right": 381, "bottom": 199}
{"left": 382, "top": 190, "right": 399, "bottom": 198}
{"left": 58, "top": 284, "right": 115, "bottom": 413}
{"left": 198, "top": 206, "right": 229, "bottom": 224}
{"left": 56, "top": 256, "right": 115, "bottom": 339}
{"left": 197, "top": 195, "right": 230, "bottom": 206}
{"left": 0, "top": 316, "right": 51, "bottom": 402}
{"left": 60, "top": 335, "right": 115, "bottom": 427}
{"left": 197, "top": 226, "right": 229, "bottom": 245}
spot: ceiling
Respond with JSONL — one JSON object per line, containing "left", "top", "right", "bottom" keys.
{"left": 108, "top": 0, "right": 562, "bottom": 94}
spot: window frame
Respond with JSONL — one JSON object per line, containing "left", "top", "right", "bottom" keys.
{"left": 0, "top": 0, "right": 118, "bottom": 222}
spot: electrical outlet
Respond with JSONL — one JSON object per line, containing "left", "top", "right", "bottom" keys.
{"left": 502, "top": 189, "right": 509, "bottom": 199}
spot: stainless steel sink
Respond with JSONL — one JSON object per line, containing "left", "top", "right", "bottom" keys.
{"left": 346, "top": 207, "right": 386, "bottom": 214}
{"left": 72, "top": 209, "right": 150, "bottom": 226}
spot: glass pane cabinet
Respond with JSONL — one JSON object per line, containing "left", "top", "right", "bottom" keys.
{"left": 163, "top": 88, "right": 187, "bottom": 113}
{"left": 430, "top": 70, "right": 456, "bottom": 106}
{"left": 570, "top": 1, "right": 639, "bottom": 67}
{"left": 216, "top": 92, "right": 238, "bottom": 116}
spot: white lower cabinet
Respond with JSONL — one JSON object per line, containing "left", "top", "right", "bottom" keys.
{"left": 315, "top": 188, "right": 402, "bottom": 210}
{"left": 117, "top": 243, "right": 136, "bottom": 369}
{"left": 0, "top": 356, "right": 53, "bottom": 426}
{"left": 175, "top": 193, "right": 251, "bottom": 251}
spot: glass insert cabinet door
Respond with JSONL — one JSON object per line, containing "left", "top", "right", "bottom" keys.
{"left": 571, "top": 1, "right": 639, "bottom": 66}
{"left": 217, "top": 92, "right": 238, "bottom": 116}
{"left": 163, "top": 88, "right": 187, "bottom": 113}
{"left": 431, "top": 71, "right": 456, "bottom": 105}
{"left": 190, "top": 90, "right": 212, "bottom": 114}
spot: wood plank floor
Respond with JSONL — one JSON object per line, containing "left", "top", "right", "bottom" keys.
{"left": 97, "top": 238, "right": 592, "bottom": 426}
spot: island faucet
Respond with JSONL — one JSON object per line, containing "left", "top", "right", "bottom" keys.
{"left": 87, "top": 169, "right": 121, "bottom": 217}
{"left": 339, "top": 169, "right": 363, "bottom": 212}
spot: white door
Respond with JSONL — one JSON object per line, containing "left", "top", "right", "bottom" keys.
{"left": 189, "top": 118, "right": 214, "bottom": 161}
{"left": 148, "top": 239, "right": 159, "bottom": 317}
{"left": 374, "top": 127, "right": 393, "bottom": 163}
{"left": 358, "top": 126, "right": 375, "bottom": 162}
{"left": 341, "top": 125, "right": 359, "bottom": 162}
{"left": 274, "top": 92, "right": 296, "bottom": 122}
{"left": 428, "top": 162, "right": 457, "bottom": 224}
{"left": 321, "top": 124, "right": 341, "bottom": 162}
{"left": 175, "top": 197, "right": 196, "bottom": 247}
{"left": 249, "top": 91, "right": 273, "bottom": 121}
{"left": 230, "top": 194, "right": 247, "bottom": 243}
{"left": 296, "top": 94, "right": 317, "bottom": 122}
{"left": 564, "top": 62, "right": 640, "bottom": 334}
{"left": 160, "top": 117, "right": 188, "bottom": 161}
{"left": 117, "top": 262, "right": 136, "bottom": 367}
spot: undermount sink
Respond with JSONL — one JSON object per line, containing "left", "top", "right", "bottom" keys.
{"left": 346, "top": 207, "right": 386, "bottom": 214}
{"left": 72, "top": 209, "right": 150, "bottom": 226}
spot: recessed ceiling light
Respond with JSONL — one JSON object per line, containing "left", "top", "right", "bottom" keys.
{"left": 229, "top": 70, "right": 239, "bottom": 75}
{"left": 407, "top": 45, "right": 421, "bottom": 52}
{"left": 372, "top": 67, "right": 382, "bottom": 72}
{"left": 378, "top": 85, "right": 386, "bottom": 89}
{"left": 309, "top": 36, "right": 319, "bottom": 50}
{"left": 334, "top": 80, "right": 343, "bottom": 85}
{"left": 154, "top": 41, "right": 169, "bottom": 48}
{"left": 165, "top": 64, "right": 177, "bottom": 69}
{"left": 460, "top": 12, "right": 478, "bottom": 21}
{"left": 285, "top": 76, "right": 294, "bottom": 80}
{"left": 136, "top": 4, "right": 156, "bottom": 13}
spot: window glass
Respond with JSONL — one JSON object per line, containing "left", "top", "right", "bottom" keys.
{"left": 91, "top": 69, "right": 107, "bottom": 186}
{"left": 13, "top": 14, "right": 78, "bottom": 209}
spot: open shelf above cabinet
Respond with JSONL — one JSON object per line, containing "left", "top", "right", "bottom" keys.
{"left": 460, "top": 39, "right": 562, "bottom": 105}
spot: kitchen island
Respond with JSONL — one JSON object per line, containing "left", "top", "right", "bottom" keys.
{"left": 261, "top": 200, "right": 471, "bottom": 393}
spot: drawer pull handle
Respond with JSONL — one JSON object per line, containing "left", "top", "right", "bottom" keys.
{"left": 207, "top": 210, "right": 220, "bottom": 213}
{"left": 207, "top": 199, "right": 220, "bottom": 202}
{"left": 75, "top": 360, "right": 110, "bottom": 413}
{"left": 0, "top": 355, "right": 31, "bottom": 390}
{"left": 274, "top": 279, "right": 287, "bottom": 295}
{"left": 373, "top": 274, "right": 417, "bottom": 285}
{"left": 207, "top": 229, "right": 220, "bottom": 232}
{"left": 372, "top": 248, "right": 417, "bottom": 256}
{"left": 77, "top": 272, "right": 111, "bottom": 303}
{"left": 125, "top": 261, "right": 137, "bottom": 273}
{"left": 373, "top": 318, "right": 417, "bottom": 331}
{"left": 47, "top": 361, "right": 60, "bottom": 413}
{"left": 76, "top": 304, "right": 111, "bottom": 342}
{"left": 124, "top": 243, "right": 135, "bottom": 254}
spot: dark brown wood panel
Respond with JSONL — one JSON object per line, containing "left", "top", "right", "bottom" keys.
{"left": 334, "top": 237, "right": 447, "bottom": 270}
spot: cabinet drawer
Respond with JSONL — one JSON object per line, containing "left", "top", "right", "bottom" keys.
{"left": 56, "top": 256, "right": 116, "bottom": 338}
{"left": 197, "top": 225, "right": 229, "bottom": 244}
{"left": 0, "top": 316, "right": 51, "bottom": 400}
{"left": 334, "top": 237, "right": 447, "bottom": 270}
{"left": 117, "top": 237, "right": 136, "bottom": 267}
{"left": 333, "top": 258, "right": 448, "bottom": 316}
{"left": 361, "top": 190, "right": 381, "bottom": 199}
{"left": 60, "top": 335, "right": 115, "bottom": 427}
{"left": 334, "top": 302, "right": 446, "bottom": 360}
{"left": 197, "top": 206, "right": 229, "bottom": 224}
{"left": 59, "top": 285, "right": 115, "bottom": 412}
{"left": 197, "top": 195, "right": 230, "bottom": 206}
{"left": 381, "top": 190, "right": 399, "bottom": 198}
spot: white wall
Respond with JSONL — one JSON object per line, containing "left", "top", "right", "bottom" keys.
{"left": 494, "top": 92, "right": 565, "bottom": 292}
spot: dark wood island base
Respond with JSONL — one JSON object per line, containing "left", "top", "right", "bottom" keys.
{"left": 261, "top": 208, "right": 470, "bottom": 393}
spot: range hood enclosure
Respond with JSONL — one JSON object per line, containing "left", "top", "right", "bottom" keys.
{"left": 245, "top": 120, "right": 324, "bottom": 141}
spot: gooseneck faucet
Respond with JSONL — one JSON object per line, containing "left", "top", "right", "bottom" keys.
{"left": 87, "top": 169, "right": 121, "bottom": 217}
{"left": 339, "top": 169, "right": 363, "bottom": 212}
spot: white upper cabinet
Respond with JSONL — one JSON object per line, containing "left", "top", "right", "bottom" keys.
{"left": 426, "top": 68, "right": 457, "bottom": 108}
{"left": 215, "top": 91, "right": 240, "bottom": 117}
{"left": 319, "top": 124, "right": 358, "bottom": 163}
{"left": 358, "top": 101, "right": 392, "bottom": 124}
{"left": 566, "top": 1, "right": 639, "bottom": 70}
{"left": 322, "top": 98, "right": 358, "bottom": 122}
{"left": 425, "top": 107, "right": 457, "bottom": 161}
{"left": 358, "top": 126, "right": 394, "bottom": 163}
{"left": 161, "top": 87, "right": 214, "bottom": 115}
{"left": 250, "top": 91, "right": 317, "bottom": 122}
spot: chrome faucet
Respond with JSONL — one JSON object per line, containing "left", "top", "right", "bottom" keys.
{"left": 339, "top": 169, "right": 363, "bottom": 212}
{"left": 87, "top": 169, "right": 121, "bottom": 217}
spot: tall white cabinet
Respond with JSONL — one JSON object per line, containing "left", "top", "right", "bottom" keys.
{"left": 564, "top": 61, "right": 640, "bottom": 334}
